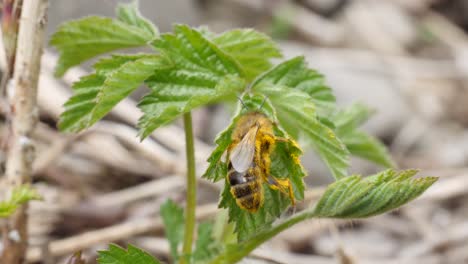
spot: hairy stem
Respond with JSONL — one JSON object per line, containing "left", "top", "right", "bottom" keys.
{"left": 181, "top": 112, "right": 197, "bottom": 262}
{"left": 1, "top": 0, "right": 48, "bottom": 263}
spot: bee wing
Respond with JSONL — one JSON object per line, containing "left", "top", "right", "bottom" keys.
{"left": 230, "top": 126, "right": 258, "bottom": 173}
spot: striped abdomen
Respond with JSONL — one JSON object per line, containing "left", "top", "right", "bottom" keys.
{"left": 227, "top": 165, "right": 263, "bottom": 212}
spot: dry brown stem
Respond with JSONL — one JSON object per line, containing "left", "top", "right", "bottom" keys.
{"left": 1, "top": 0, "right": 48, "bottom": 262}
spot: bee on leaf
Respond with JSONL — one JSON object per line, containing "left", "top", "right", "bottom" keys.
{"left": 226, "top": 109, "right": 296, "bottom": 213}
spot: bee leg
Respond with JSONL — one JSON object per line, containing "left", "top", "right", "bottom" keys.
{"left": 266, "top": 176, "right": 295, "bottom": 206}
{"left": 286, "top": 182, "right": 297, "bottom": 214}
{"left": 287, "top": 180, "right": 295, "bottom": 206}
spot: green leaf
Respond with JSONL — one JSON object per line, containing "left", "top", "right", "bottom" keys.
{"left": 213, "top": 29, "right": 282, "bottom": 80}
{"left": 58, "top": 54, "right": 168, "bottom": 132}
{"left": 116, "top": 1, "right": 158, "bottom": 38}
{"left": 193, "top": 222, "right": 222, "bottom": 263}
{"left": 214, "top": 94, "right": 306, "bottom": 241}
{"left": 160, "top": 199, "right": 184, "bottom": 261}
{"left": 202, "top": 127, "right": 234, "bottom": 182}
{"left": 152, "top": 25, "right": 243, "bottom": 77}
{"left": 342, "top": 131, "right": 394, "bottom": 168}
{"left": 0, "top": 185, "right": 42, "bottom": 218}
{"left": 333, "top": 103, "right": 371, "bottom": 134}
{"left": 313, "top": 169, "right": 437, "bottom": 218}
{"left": 258, "top": 85, "right": 349, "bottom": 180}
{"left": 138, "top": 25, "right": 245, "bottom": 138}
{"left": 209, "top": 170, "right": 437, "bottom": 264}
{"left": 139, "top": 75, "right": 245, "bottom": 139}
{"left": 97, "top": 244, "right": 160, "bottom": 264}
{"left": 253, "top": 56, "right": 335, "bottom": 117}
{"left": 50, "top": 11, "right": 157, "bottom": 76}
{"left": 333, "top": 104, "right": 395, "bottom": 168}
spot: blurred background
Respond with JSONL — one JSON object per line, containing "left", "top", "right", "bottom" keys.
{"left": 8, "top": 0, "right": 468, "bottom": 263}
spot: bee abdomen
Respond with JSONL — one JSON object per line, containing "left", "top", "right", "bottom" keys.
{"left": 230, "top": 181, "right": 260, "bottom": 198}
{"left": 236, "top": 192, "right": 263, "bottom": 212}
{"left": 227, "top": 166, "right": 263, "bottom": 212}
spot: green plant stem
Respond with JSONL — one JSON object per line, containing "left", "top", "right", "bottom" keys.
{"left": 182, "top": 112, "right": 197, "bottom": 262}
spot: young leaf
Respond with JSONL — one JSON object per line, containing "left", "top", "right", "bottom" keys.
{"left": 116, "top": 1, "right": 158, "bottom": 38}
{"left": 253, "top": 56, "right": 335, "bottom": 116}
{"left": 333, "top": 104, "right": 395, "bottom": 168}
{"left": 58, "top": 54, "right": 168, "bottom": 132}
{"left": 0, "top": 185, "right": 42, "bottom": 218}
{"left": 97, "top": 244, "right": 160, "bottom": 264}
{"left": 50, "top": 3, "right": 157, "bottom": 77}
{"left": 215, "top": 94, "right": 306, "bottom": 241}
{"left": 342, "top": 131, "right": 394, "bottom": 168}
{"left": 333, "top": 103, "right": 371, "bottom": 134}
{"left": 212, "top": 29, "right": 282, "bottom": 80}
{"left": 313, "top": 169, "right": 437, "bottom": 218}
{"left": 258, "top": 85, "right": 349, "bottom": 180}
{"left": 160, "top": 199, "right": 184, "bottom": 261}
{"left": 193, "top": 222, "right": 222, "bottom": 263}
{"left": 138, "top": 25, "right": 246, "bottom": 138}
{"left": 209, "top": 169, "right": 437, "bottom": 264}
{"left": 151, "top": 24, "right": 243, "bottom": 78}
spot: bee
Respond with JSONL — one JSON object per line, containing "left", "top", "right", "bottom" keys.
{"left": 226, "top": 111, "right": 295, "bottom": 212}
